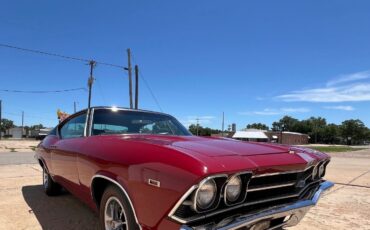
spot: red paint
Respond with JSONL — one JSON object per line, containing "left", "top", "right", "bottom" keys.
{"left": 35, "top": 108, "right": 330, "bottom": 229}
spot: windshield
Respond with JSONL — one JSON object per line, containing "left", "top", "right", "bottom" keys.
{"left": 91, "top": 109, "right": 191, "bottom": 136}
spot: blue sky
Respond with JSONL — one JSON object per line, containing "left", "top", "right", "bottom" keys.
{"left": 1, "top": 0, "right": 370, "bottom": 129}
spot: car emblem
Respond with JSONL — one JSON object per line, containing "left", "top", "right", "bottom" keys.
{"left": 296, "top": 180, "right": 306, "bottom": 188}
{"left": 148, "top": 179, "right": 161, "bottom": 187}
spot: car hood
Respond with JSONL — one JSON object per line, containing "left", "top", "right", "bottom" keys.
{"left": 121, "top": 135, "right": 290, "bottom": 157}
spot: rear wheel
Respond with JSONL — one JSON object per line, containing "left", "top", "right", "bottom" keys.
{"left": 100, "top": 185, "right": 137, "bottom": 230}
{"left": 42, "top": 167, "right": 61, "bottom": 196}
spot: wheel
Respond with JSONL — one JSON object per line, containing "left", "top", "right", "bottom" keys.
{"left": 100, "top": 185, "right": 137, "bottom": 230}
{"left": 42, "top": 167, "right": 61, "bottom": 196}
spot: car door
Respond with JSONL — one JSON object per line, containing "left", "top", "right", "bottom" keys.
{"left": 51, "top": 112, "right": 87, "bottom": 194}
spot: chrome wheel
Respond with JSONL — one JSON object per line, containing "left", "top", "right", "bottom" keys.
{"left": 43, "top": 168, "right": 49, "bottom": 189}
{"left": 104, "top": 196, "right": 127, "bottom": 230}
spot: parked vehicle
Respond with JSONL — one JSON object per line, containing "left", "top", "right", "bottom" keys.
{"left": 35, "top": 107, "right": 333, "bottom": 230}
{"left": 36, "top": 128, "right": 52, "bottom": 140}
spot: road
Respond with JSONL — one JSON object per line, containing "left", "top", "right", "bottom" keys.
{"left": 0, "top": 151, "right": 37, "bottom": 165}
{"left": 0, "top": 149, "right": 369, "bottom": 229}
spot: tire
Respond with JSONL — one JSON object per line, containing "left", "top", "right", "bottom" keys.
{"left": 42, "top": 167, "right": 61, "bottom": 196}
{"left": 100, "top": 185, "right": 138, "bottom": 230}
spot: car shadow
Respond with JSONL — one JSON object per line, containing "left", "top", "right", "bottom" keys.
{"left": 22, "top": 185, "right": 100, "bottom": 230}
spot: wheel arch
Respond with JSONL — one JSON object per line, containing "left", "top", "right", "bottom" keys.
{"left": 91, "top": 174, "right": 142, "bottom": 230}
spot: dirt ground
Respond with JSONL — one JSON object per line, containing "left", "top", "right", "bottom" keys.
{"left": 0, "top": 139, "right": 40, "bottom": 152}
{"left": 0, "top": 148, "right": 369, "bottom": 229}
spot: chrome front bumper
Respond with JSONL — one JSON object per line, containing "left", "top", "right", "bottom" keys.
{"left": 180, "top": 181, "right": 334, "bottom": 230}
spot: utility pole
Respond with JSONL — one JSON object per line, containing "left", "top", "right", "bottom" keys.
{"left": 222, "top": 112, "right": 225, "bottom": 137}
{"left": 196, "top": 118, "right": 200, "bottom": 136}
{"left": 87, "top": 60, "right": 96, "bottom": 110}
{"left": 0, "top": 100, "right": 2, "bottom": 140}
{"left": 74, "top": 101, "right": 77, "bottom": 113}
{"left": 134, "top": 65, "right": 139, "bottom": 110}
{"left": 127, "top": 49, "right": 133, "bottom": 109}
{"left": 21, "top": 111, "right": 24, "bottom": 137}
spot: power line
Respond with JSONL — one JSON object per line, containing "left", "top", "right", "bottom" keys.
{"left": 0, "top": 43, "right": 126, "bottom": 69}
{"left": 0, "top": 88, "right": 87, "bottom": 94}
{"left": 131, "top": 52, "right": 163, "bottom": 112}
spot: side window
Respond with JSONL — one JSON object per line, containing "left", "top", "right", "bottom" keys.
{"left": 59, "top": 113, "right": 87, "bottom": 139}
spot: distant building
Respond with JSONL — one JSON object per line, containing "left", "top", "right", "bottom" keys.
{"left": 231, "top": 123, "right": 236, "bottom": 132}
{"left": 230, "top": 129, "right": 309, "bottom": 145}
{"left": 266, "top": 131, "right": 309, "bottom": 145}
{"left": 232, "top": 129, "right": 269, "bottom": 142}
{"left": 5, "top": 127, "right": 24, "bottom": 139}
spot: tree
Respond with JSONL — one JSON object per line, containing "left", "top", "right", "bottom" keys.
{"left": 188, "top": 124, "right": 221, "bottom": 136}
{"left": 246, "top": 123, "right": 269, "bottom": 130}
{"left": 322, "top": 124, "right": 340, "bottom": 144}
{"left": 306, "top": 117, "right": 327, "bottom": 143}
{"left": 30, "top": 124, "right": 45, "bottom": 130}
{"left": 340, "top": 119, "right": 368, "bottom": 145}
{"left": 272, "top": 116, "right": 299, "bottom": 131}
{"left": 0, "top": 118, "right": 15, "bottom": 133}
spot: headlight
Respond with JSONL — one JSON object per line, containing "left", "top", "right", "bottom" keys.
{"left": 225, "top": 175, "right": 242, "bottom": 203}
{"left": 319, "top": 163, "right": 325, "bottom": 177}
{"left": 312, "top": 165, "right": 318, "bottom": 180}
{"left": 195, "top": 179, "right": 217, "bottom": 210}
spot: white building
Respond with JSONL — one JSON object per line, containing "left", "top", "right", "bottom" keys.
{"left": 232, "top": 129, "right": 269, "bottom": 142}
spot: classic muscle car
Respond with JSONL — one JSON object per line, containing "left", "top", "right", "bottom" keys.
{"left": 35, "top": 106, "right": 333, "bottom": 230}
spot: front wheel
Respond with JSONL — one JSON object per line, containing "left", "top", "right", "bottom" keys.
{"left": 42, "top": 167, "right": 61, "bottom": 196}
{"left": 100, "top": 185, "right": 137, "bottom": 230}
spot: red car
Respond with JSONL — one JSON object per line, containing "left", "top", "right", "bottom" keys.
{"left": 35, "top": 107, "right": 333, "bottom": 230}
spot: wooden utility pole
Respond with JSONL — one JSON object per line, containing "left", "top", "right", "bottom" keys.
{"left": 0, "top": 100, "right": 2, "bottom": 140}
{"left": 222, "top": 112, "right": 225, "bottom": 137}
{"left": 134, "top": 65, "right": 139, "bottom": 109}
{"left": 21, "top": 111, "right": 24, "bottom": 137}
{"left": 127, "top": 49, "right": 133, "bottom": 109}
{"left": 74, "top": 101, "right": 77, "bottom": 113}
{"left": 88, "top": 60, "right": 96, "bottom": 110}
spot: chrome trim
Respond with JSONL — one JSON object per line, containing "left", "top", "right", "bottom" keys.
{"left": 168, "top": 185, "right": 198, "bottom": 224}
{"left": 180, "top": 181, "right": 334, "bottom": 230}
{"left": 167, "top": 174, "right": 227, "bottom": 223}
{"left": 87, "top": 108, "right": 95, "bottom": 137}
{"left": 83, "top": 109, "right": 90, "bottom": 137}
{"left": 148, "top": 179, "right": 161, "bottom": 187}
{"left": 252, "top": 165, "right": 314, "bottom": 178}
{"left": 248, "top": 181, "right": 296, "bottom": 192}
{"left": 224, "top": 171, "right": 252, "bottom": 206}
{"left": 170, "top": 179, "right": 323, "bottom": 224}
{"left": 192, "top": 174, "right": 228, "bottom": 213}
{"left": 91, "top": 175, "right": 142, "bottom": 230}
{"left": 193, "top": 178, "right": 217, "bottom": 211}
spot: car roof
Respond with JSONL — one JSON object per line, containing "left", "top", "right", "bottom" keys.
{"left": 76, "top": 106, "right": 169, "bottom": 116}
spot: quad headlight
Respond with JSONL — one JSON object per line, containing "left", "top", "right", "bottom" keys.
{"left": 319, "top": 162, "right": 325, "bottom": 177}
{"left": 312, "top": 165, "right": 318, "bottom": 180}
{"left": 225, "top": 175, "right": 242, "bottom": 203}
{"left": 195, "top": 179, "right": 217, "bottom": 210}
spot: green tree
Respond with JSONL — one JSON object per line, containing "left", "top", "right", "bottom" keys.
{"left": 246, "top": 123, "right": 269, "bottom": 130}
{"left": 340, "top": 119, "right": 368, "bottom": 145}
{"left": 188, "top": 124, "right": 221, "bottom": 136}
{"left": 0, "top": 118, "right": 15, "bottom": 133}
{"left": 272, "top": 116, "right": 299, "bottom": 131}
{"left": 30, "top": 124, "right": 45, "bottom": 130}
{"left": 322, "top": 124, "right": 340, "bottom": 144}
{"left": 306, "top": 117, "right": 327, "bottom": 143}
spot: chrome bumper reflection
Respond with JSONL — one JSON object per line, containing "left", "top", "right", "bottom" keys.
{"left": 180, "top": 181, "right": 334, "bottom": 230}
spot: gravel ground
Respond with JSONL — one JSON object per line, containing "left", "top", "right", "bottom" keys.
{"left": 0, "top": 149, "right": 369, "bottom": 229}
{"left": 0, "top": 139, "right": 40, "bottom": 152}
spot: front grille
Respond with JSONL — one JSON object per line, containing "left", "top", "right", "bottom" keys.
{"left": 246, "top": 166, "right": 315, "bottom": 205}
{"left": 171, "top": 165, "right": 323, "bottom": 225}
